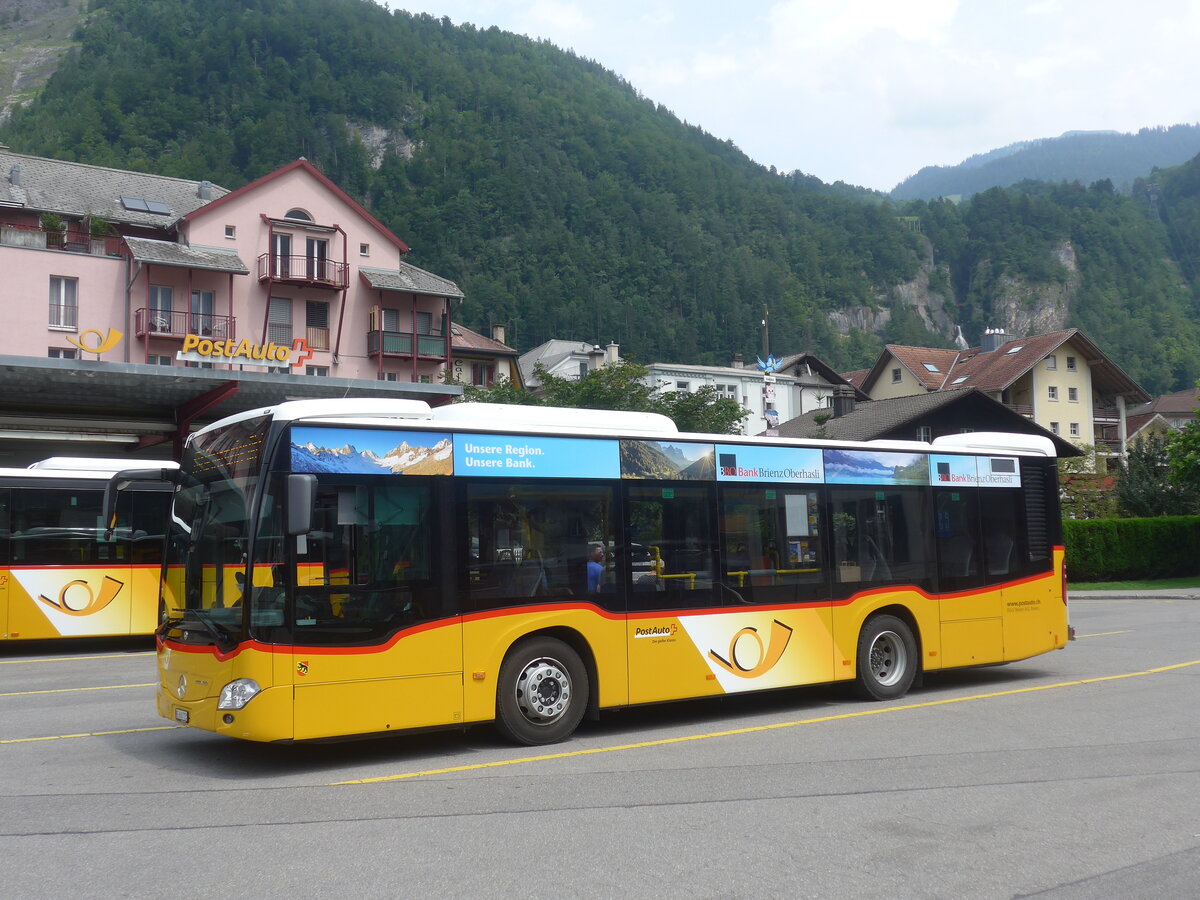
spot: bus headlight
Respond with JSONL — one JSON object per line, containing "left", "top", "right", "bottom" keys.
{"left": 217, "top": 679, "right": 261, "bottom": 710}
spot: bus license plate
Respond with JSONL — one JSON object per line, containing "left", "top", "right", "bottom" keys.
{"left": 174, "top": 708, "right": 189, "bottom": 724}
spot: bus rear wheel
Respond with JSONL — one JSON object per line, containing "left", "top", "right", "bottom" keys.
{"left": 855, "top": 615, "right": 918, "bottom": 700}
{"left": 495, "top": 636, "right": 588, "bottom": 745}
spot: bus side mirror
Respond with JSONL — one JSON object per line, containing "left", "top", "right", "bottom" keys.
{"left": 286, "top": 474, "right": 317, "bottom": 535}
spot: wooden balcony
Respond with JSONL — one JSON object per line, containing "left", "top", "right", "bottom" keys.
{"left": 135, "top": 308, "right": 236, "bottom": 340}
{"left": 257, "top": 253, "right": 348, "bottom": 290}
{"left": 1002, "top": 402, "right": 1033, "bottom": 418}
{"left": 367, "top": 329, "right": 448, "bottom": 360}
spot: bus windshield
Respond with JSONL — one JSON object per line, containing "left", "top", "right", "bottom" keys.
{"left": 165, "top": 415, "right": 271, "bottom": 644}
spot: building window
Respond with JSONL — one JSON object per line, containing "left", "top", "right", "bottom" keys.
{"left": 419, "top": 375, "right": 432, "bottom": 384}
{"left": 1050, "top": 422, "right": 1060, "bottom": 434}
{"left": 268, "top": 297, "right": 292, "bottom": 346}
{"left": 284, "top": 208, "right": 313, "bottom": 222}
{"left": 306, "top": 365, "right": 329, "bottom": 377}
{"left": 360, "top": 243, "right": 370, "bottom": 256}
{"left": 191, "top": 289, "right": 216, "bottom": 334}
{"left": 306, "top": 301, "right": 330, "bottom": 350}
{"left": 149, "top": 285, "right": 173, "bottom": 331}
{"left": 472, "top": 362, "right": 495, "bottom": 386}
{"left": 271, "top": 232, "right": 292, "bottom": 277}
{"left": 415, "top": 310, "right": 433, "bottom": 335}
{"left": 306, "top": 237, "right": 329, "bottom": 281}
{"left": 1047, "top": 385, "right": 1058, "bottom": 401}
{"left": 384, "top": 372, "right": 400, "bottom": 382}
{"left": 578, "top": 361, "right": 587, "bottom": 378}
{"left": 1068, "top": 386, "right": 1078, "bottom": 402}
{"left": 48, "top": 347, "right": 78, "bottom": 359}
{"left": 922, "top": 362, "right": 939, "bottom": 373}
{"left": 224, "top": 225, "right": 236, "bottom": 239}
{"left": 149, "top": 355, "right": 172, "bottom": 366}
{"left": 380, "top": 308, "right": 400, "bottom": 332}
{"left": 676, "top": 380, "right": 690, "bottom": 391}
{"left": 49, "top": 276, "right": 78, "bottom": 330}
{"left": 891, "top": 367, "right": 902, "bottom": 383}
{"left": 1045, "top": 355, "right": 1057, "bottom": 370}
{"left": 916, "top": 425, "right": 932, "bottom": 442}
{"left": 1069, "top": 423, "right": 1080, "bottom": 437}
{"left": 717, "top": 383, "right": 738, "bottom": 400}
{"left": 1066, "top": 356, "right": 1077, "bottom": 370}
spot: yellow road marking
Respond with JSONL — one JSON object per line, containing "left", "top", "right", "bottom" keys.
{"left": 0, "top": 683, "right": 155, "bottom": 698}
{"left": 333, "top": 658, "right": 1200, "bottom": 785}
{"left": 0, "top": 652, "right": 155, "bottom": 665}
{"left": 0, "top": 725, "right": 180, "bottom": 744}
{"left": 1075, "top": 630, "right": 1132, "bottom": 638}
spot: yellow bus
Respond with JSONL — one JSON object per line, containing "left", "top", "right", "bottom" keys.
{"left": 151, "top": 399, "right": 1069, "bottom": 745}
{"left": 1, "top": 458, "right": 175, "bottom": 640}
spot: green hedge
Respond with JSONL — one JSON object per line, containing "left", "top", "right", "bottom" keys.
{"left": 1063, "top": 516, "right": 1200, "bottom": 582}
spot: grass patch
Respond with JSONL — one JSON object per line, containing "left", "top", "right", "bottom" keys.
{"left": 1069, "top": 575, "right": 1200, "bottom": 592}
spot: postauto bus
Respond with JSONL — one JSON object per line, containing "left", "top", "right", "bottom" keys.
{"left": 1, "top": 457, "right": 175, "bottom": 640}
{"left": 152, "top": 399, "right": 1069, "bottom": 745}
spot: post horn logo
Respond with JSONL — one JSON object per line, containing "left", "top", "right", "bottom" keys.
{"left": 66, "top": 328, "right": 124, "bottom": 356}
{"left": 708, "top": 619, "right": 794, "bottom": 678}
{"left": 37, "top": 575, "right": 124, "bottom": 617}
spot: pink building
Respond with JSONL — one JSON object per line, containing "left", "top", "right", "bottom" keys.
{"left": 0, "top": 147, "right": 517, "bottom": 461}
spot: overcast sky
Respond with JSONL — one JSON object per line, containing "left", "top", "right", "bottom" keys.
{"left": 386, "top": 0, "right": 1200, "bottom": 192}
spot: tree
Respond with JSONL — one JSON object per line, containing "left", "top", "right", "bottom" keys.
{"left": 1167, "top": 419, "right": 1200, "bottom": 497}
{"left": 1120, "top": 432, "right": 1200, "bottom": 517}
{"left": 454, "top": 361, "right": 747, "bottom": 434}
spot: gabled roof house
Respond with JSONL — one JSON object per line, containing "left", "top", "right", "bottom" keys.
{"left": 854, "top": 328, "right": 1149, "bottom": 464}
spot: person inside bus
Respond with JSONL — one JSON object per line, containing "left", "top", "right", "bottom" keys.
{"left": 587, "top": 543, "right": 605, "bottom": 592}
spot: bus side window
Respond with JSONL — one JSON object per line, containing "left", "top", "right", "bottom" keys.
{"left": 718, "top": 487, "right": 825, "bottom": 604}
{"left": 980, "top": 490, "right": 1028, "bottom": 582}
{"left": 830, "top": 487, "right": 934, "bottom": 590}
{"left": 625, "top": 484, "right": 718, "bottom": 610}
{"left": 463, "top": 482, "right": 614, "bottom": 608}
{"left": 934, "top": 489, "right": 983, "bottom": 591}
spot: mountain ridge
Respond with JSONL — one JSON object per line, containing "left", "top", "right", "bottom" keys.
{"left": 2, "top": 0, "right": 1200, "bottom": 395}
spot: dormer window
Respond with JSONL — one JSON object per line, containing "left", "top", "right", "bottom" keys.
{"left": 284, "top": 208, "right": 313, "bottom": 222}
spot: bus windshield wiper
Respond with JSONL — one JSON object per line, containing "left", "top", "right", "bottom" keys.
{"left": 180, "top": 608, "right": 234, "bottom": 650}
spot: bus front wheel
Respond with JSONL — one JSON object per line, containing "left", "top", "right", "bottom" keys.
{"left": 495, "top": 636, "right": 588, "bottom": 745}
{"left": 855, "top": 615, "right": 918, "bottom": 700}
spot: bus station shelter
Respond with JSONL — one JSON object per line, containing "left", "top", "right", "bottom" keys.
{"left": 0, "top": 355, "right": 461, "bottom": 467}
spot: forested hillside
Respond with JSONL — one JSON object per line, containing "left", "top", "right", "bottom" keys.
{"left": 2, "top": 0, "right": 1200, "bottom": 394}
{"left": 891, "top": 126, "right": 1200, "bottom": 201}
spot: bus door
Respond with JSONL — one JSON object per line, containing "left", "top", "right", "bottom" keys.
{"left": 624, "top": 484, "right": 725, "bottom": 704}
{"left": 287, "top": 477, "right": 462, "bottom": 740}
{"left": 934, "top": 487, "right": 1003, "bottom": 667}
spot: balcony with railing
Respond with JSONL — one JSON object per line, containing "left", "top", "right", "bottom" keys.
{"left": 367, "top": 329, "right": 448, "bottom": 360}
{"left": 257, "top": 253, "right": 348, "bottom": 290}
{"left": 1, "top": 223, "right": 124, "bottom": 257}
{"left": 135, "top": 308, "right": 236, "bottom": 340}
{"left": 1002, "top": 402, "right": 1033, "bottom": 418}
